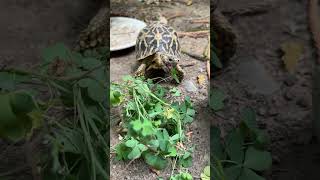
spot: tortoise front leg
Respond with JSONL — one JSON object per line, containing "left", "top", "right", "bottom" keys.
{"left": 175, "top": 64, "right": 185, "bottom": 83}
{"left": 134, "top": 63, "right": 147, "bottom": 77}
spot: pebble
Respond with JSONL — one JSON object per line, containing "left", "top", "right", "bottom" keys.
{"left": 183, "top": 80, "right": 198, "bottom": 92}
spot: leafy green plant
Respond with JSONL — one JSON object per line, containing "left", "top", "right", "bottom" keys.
{"left": 209, "top": 88, "right": 226, "bottom": 111}
{"left": 211, "top": 107, "right": 272, "bottom": 180}
{"left": 111, "top": 76, "right": 196, "bottom": 172}
{"left": 169, "top": 171, "right": 193, "bottom": 180}
{"left": 0, "top": 43, "right": 109, "bottom": 180}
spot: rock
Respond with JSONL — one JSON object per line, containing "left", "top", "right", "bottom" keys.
{"left": 183, "top": 80, "right": 198, "bottom": 92}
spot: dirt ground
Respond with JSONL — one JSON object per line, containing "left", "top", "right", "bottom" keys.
{"left": 110, "top": 1, "right": 211, "bottom": 179}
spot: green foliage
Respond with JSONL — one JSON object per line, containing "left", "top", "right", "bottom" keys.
{"left": 211, "top": 107, "right": 272, "bottom": 180}
{"left": 170, "top": 171, "right": 193, "bottom": 180}
{"left": 111, "top": 76, "right": 196, "bottom": 171}
{"left": 0, "top": 91, "right": 42, "bottom": 141}
{"left": 0, "top": 43, "right": 109, "bottom": 180}
{"left": 209, "top": 88, "right": 226, "bottom": 111}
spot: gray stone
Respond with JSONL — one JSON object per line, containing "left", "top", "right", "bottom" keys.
{"left": 236, "top": 57, "right": 280, "bottom": 95}
{"left": 183, "top": 80, "right": 198, "bottom": 92}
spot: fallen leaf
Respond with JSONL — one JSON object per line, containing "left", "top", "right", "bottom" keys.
{"left": 197, "top": 74, "right": 206, "bottom": 85}
{"left": 281, "top": 41, "right": 303, "bottom": 73}
{"left": 186, "top": 0, "right": 193, "bottom": 6}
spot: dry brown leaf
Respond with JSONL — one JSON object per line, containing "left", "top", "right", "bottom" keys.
{"left": 281, "top": 41, "right": 304, "bottom": 73}
{"left": 197, "top": 74, "right": 206, "bottom": 85}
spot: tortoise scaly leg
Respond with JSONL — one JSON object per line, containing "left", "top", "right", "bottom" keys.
{"left": 175, "top": 64, "right": 185, "bottom": 83}
{"left": 134, "top": 63, "right": 147, "bottom": 77}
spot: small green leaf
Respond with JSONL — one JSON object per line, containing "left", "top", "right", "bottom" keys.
{"left": 226, "top": 129, "right": 244, "bottom": 164}
{"left": 110, "top": 90, "right": 122, "bottom": 106}
{"left": 170, "top": 87, "right": 181, "bottom": 97}
{"left": 171, "top": 68, "right": 180, "bottom": 83}
{"left": 137, "top": 144, "right": 148, "bottom": 152}
{"left": 141, "top": 120, "right": 155, "bottom": 137}
{"left": 87, "top": 79, "right": 106, "bottom": 102}
{"left": 9, "top": 91, "right": 36, "bottom": 115}
{"left": 143, "top": 152, "right": 168, "bottom": 170}
{"left": 128, "top": 146, "right": 141, "bottom": 160}
{"left": 125, "top": 138, "right": 138, "bottom": 148}
{"left": 180, "top": 156, "right": 192, "bottom": 168}
{"left": 130, "top": 119, "right": 142, "bottom": 132}
{"left": 241, "top": 107, "right": 258, "bottom": 131}
{"left": 255, "top": 131, "right": 270, "bottom": 148}
{"left": 149, "top": 140, "right": 159, "bottom": 149}
{"left": 166, "top": 146, "right": 177, "bottom": 157}
{"left": 243, "top": 147, "right": 272, "bottom": 171}
{"left": 209, "top": 88, "right": 225, "bottom": 111}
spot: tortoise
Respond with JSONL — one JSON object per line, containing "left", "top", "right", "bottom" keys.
{"left": 134, "top": 22, "right": 184, "bottom": 82}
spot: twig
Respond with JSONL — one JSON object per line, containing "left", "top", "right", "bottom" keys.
{"left": 166, "top": 12, "right": 186, "bottom": 20}
{"left": 190, "top": 19, "right": 209, "bottom": 24}
{"left": 182, "top": 50, "right": 207, "bottom": 61}
{"left": 309, "top": 0, "right": 320, "bottom": 64}
{"left": 177, "top": 30, "right": 209, "bottom": 38}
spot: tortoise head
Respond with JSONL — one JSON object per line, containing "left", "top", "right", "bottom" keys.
{"left": 152, "top": 53, "right": 179, "bottom": 73}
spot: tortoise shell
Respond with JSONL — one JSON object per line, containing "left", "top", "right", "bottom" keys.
{"left": 135, "top": 22, "right": 181, "bottom": 61}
